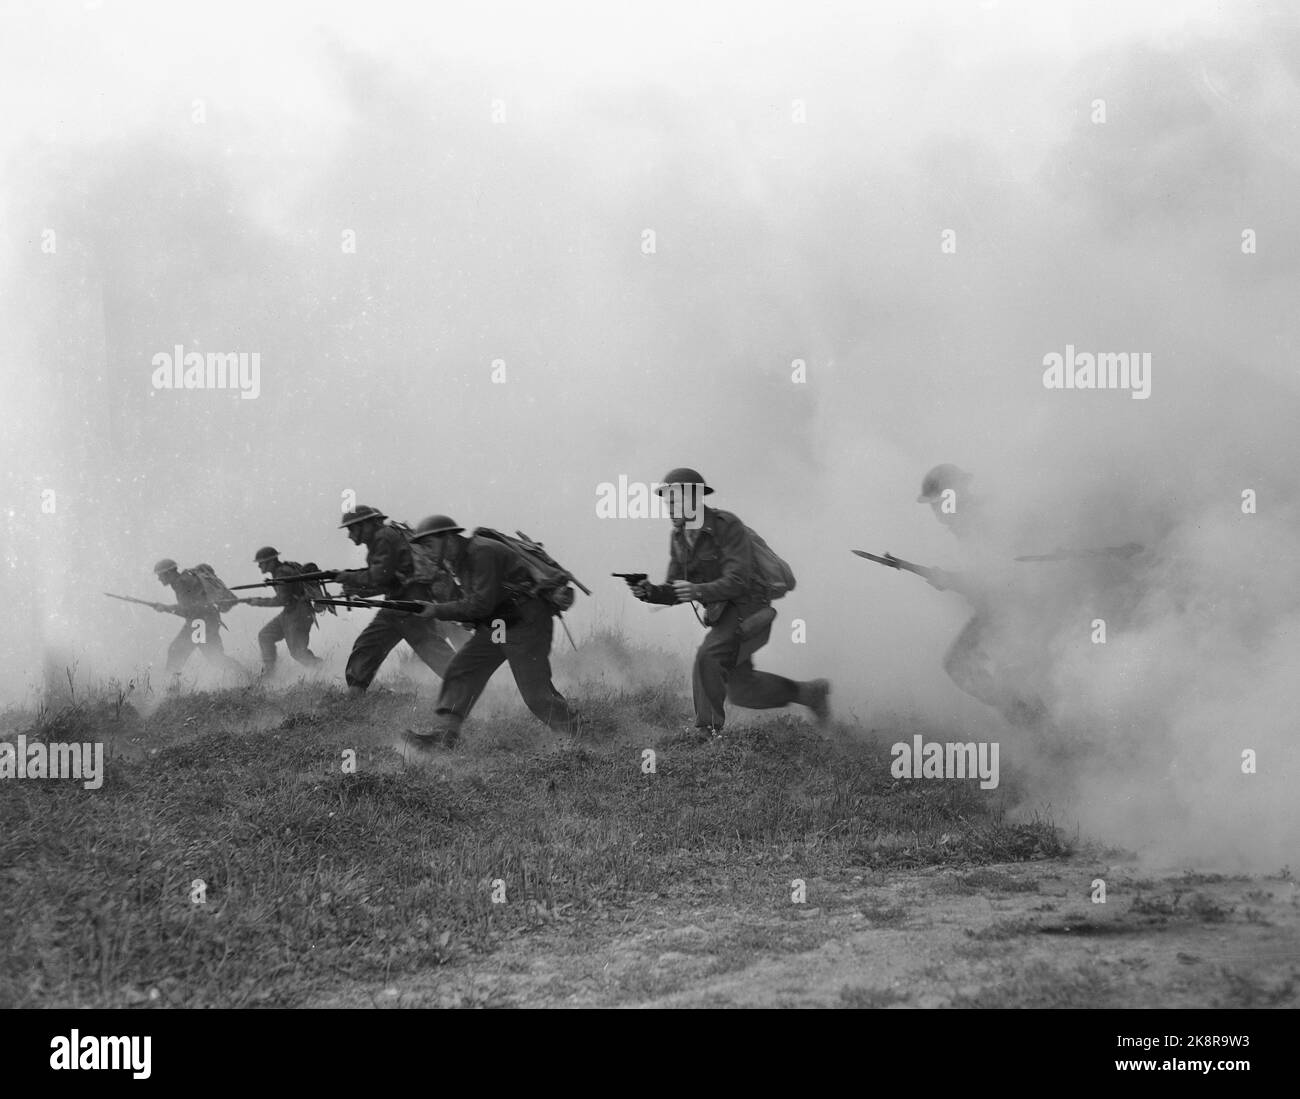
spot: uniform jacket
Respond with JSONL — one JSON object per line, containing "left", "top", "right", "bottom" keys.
{"left": 336, "top": 525, "right": 417, "bottom": 598}
{"left": 168, "top": 570, "right": 218, "bottom": 619}
{"left": 427, "top": 536, "right": 534, "bottom": 626}
{"left": 645, "top": 507, "right": 767, "bottom": 623}
{"left": 245, "top": 561, "right": 318, "bottom": 613}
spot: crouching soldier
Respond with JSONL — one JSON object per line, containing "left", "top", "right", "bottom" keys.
{"left": 401, "top": 515, "right": 578, "bottom": 749}
{"left": 629, "top": 468, "right": 830, "bottom": 739}
{"left": 153, "top": 558, "right": 245, "bottom": 680}
{"left": 335, "top": 506, "right": 458, "bottom": 694}
{"left": 239, "top": 546, "right": 325, "bottom": 675}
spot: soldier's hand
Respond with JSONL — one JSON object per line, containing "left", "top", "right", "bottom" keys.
{"left": 926, "top": 569, "right": 951, "bottom": 592}
{"left": 417, "top": 601, "right": 439, "bottom": 619}
{"left": 631, "top": 581, "right": 652, "bottom": 602}
{"left": 671, "top": 580, "right": 701, "bottom": 603}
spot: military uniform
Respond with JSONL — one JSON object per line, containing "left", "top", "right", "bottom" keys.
{"left": 423, "top": 535, "right": 576, "bottom": 737}
{"left": 243, "top": 561, "right": 324, "bottom": 673}
{"left": 163, "top": 569, "right": 242, "bottom": 677}
{"left": 644, "top": 505, "right": 824, "bottom": 730}
{"left": 917, "top": 470, "right": 1050, "bottom": 728}
{"left": 337, "top": 525, "right": 457, "bottom": 690}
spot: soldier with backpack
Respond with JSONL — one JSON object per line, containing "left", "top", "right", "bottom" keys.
{"left": 237, "top": 547, "right": 327, "bottom": 676}
{"left": 624, "top": 468, "right": 831, "bottom": 739}
{"left": 152, "top": 558, "right": 246, "bottom": 679}
{"left": 401, "top": 515, "right": 583, "bottom": 749}
{"left": 334, "top": 505, "right": 461, "bottom": 695}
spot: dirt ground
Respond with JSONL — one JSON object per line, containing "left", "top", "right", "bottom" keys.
{"left": 311, "top": 859, "right": 1300, "bottom": 1009}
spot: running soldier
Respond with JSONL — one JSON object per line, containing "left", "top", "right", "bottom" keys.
{"left": 238, "top": 546, "right": 325, "bottom": 676}
{"left": 402, "top": 515, "right": 578, "bottom": 749}
{"left": 916, "top": 464, "right": 1049, "bottom": 728}
{"left": 335, "top": 506, "right": 458, "bottom": 695}
{"left": 152, "top": 558, "right": 245, "bottom": 680}
{"left": 629, "top": 467, "right": 830, "bottom": 739}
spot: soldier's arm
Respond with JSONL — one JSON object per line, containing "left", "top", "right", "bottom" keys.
{"left": 692, "top": 517, "right": 752, "bottom": 603}
{"left": 429, "top": 549, "right": 507, "bottom": 621}
{"left": 337, "top": 530, "right": 397, "bottom": 592}
{"left": 641, "top": 541, "right": 683, "bottom": 604}
{"left": 243, "top": 594, "right": 283, "bottom": 608}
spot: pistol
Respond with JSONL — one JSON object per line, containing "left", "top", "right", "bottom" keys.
{"left": 612, "top": 572, "right": 648, "bottom": 587}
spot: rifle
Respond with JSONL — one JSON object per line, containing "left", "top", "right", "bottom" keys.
{"left": 850, "top": 550, "right": 938, "bottom": 584}
{"left": 312, "top": 596, "right": 429, "bottom": 615}
{"left": 612, "top": 572, "right": 648, "bottom": 586}
{"left": 229, "top": 569, "right": 339, "bottom": 591}
{"left": 104, "top": 592, "right": 171, "bottom": 613}
{"left": 1014, "top": 542, "right": 1144, "bottom": 562}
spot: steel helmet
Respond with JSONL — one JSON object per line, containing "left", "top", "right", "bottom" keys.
{"left": 654, "top": 467, "right": 714, "bottom": 496}
{"left": 917, "top": 464, "right": 972, "bottom": 503}
{"left": 254, "top": 546, "right": 280, "bottom": 564}
{"left": 410, "top": 514, "right": 465, "bottom": 541}
{"left": 153, "top": 558, "right": 179, "bottom": 575}
{"left": 339, "top": 505, "right": 386, "bottom": 529}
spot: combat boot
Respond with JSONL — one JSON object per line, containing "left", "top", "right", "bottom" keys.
{"left": 799, "top": 679, "right": 832, "bottom": 726}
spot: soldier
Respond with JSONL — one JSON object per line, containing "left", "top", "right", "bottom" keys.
{"left": 629, "top": 468, "right": 830, "bottom": 739}
{"left": 152, "top": 559, "right": 245, "bottom": 679}
{"left": 335, "top": 506, "right": 458, "bottom": 695}
{"left": 916, "top": 464, "right": 1048, "bottom": 728}
{"left": 401, "top": 515, "right": 578, "bottom": 749}
{"left": 238, "top": 546, "right": 325, "bottom": 676}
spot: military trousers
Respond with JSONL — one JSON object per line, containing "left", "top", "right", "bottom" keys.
{"left": 943, "top": 614, "right": 1049, "bottom": 728}
{"left": 344, "top": 608, "right": 456, "bottom": 690}
{"left": 692, "top": 600, "right": 800, "bottom": 728}
{"left": 432, "top": 598, "right": 576, "bottom": 733}
{"left": 258, "top": 605, "right": 322, "bottom": 671}
{"left": 165, "top": 614, "right": 243, "bottom": 677}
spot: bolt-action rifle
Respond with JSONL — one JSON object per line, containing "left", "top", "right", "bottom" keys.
{"left": 104, "top": 592, "right": 171, "bottom": 612}
{"left": 229, "top": 569, "right": 339, "bottom": 591}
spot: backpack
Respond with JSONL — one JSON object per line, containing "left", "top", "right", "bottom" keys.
{"left": 189, "top": 563, "right": 240, "bottom": 612}
{"left": 745, "top": 527, "right": 796, "bottom": 600}
{"left": 472, "top": 528, "right": 590, "bottom": 615}
{"left": 385, "top": 520, "right": 461, "bottom": 600}
{"left": 286, "top": 561, "right": 336, "bottom": 616}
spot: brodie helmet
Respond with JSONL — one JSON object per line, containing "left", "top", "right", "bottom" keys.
{"left": 917, "top": 464, "right": 972, "bottom": 504}
{"left": 410, "top": 515, "right": 465, "bottom": 541}
{"left": 254, "top": 546, "right": 280, "bottom": 564}
{"left": 339, "top": 505, "right": 387, "bottom": 529}
{"left": 654, "top": 467, "right": 714, "bottom": 496}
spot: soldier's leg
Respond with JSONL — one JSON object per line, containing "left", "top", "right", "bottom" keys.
{"left": 943, "top": 615, "right": 1044, "bottom": 726}
{"left": 197, "top": 618, "right": 245, "bottom": 678}
{"left": 722, "top": 612, "right": 803, "bottom": 711}
{"left": 502, "top": 602, "right": 577, "bottom": 733}
{"left": 258, "top": 614, "right": 286, "bottom": 671}
{"left": 165, "top": 621, "right": 195, "bottom": 675}
{"left": 398, "top": 616, "right": 457, "bottom": 679}
{"left": 344, "top": 610, "right": 405, "bottom": 691}
{"left": 283, "top": 609, "right": 323, "bottom": 668}
{"left": 428, "top": 628, "right": 509, "bottom": 741}
{"left": 692, "top": 606, "right": 741, "bottom": 729}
